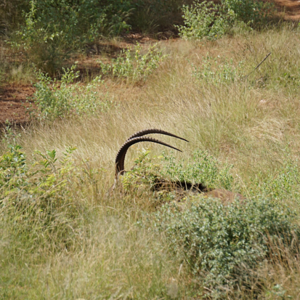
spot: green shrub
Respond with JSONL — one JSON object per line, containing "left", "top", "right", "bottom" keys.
{"left": 122, "top": 150, "right": 234, "bottom": 195}
{"left": 99, "top": 43, "right": 166, "bottom": 82}
{"left": 160, "top": 150, "right": 233, "bottom": 190}
{"left": 177, "top": 0, "right": 276, "bottom": 41}
{"left": 222, "top": 0, "right": 276, "bottom": 27}
{"left": 124, "top": 151, "right": 300, "bottom": 297}
{"left": 13, "top": 0, "right": 132, "bottom": 74}
{"left": 154, "top": 197, "right": 299, "bottom": 298}
{"left": 177, "top": 1, "right": 233, "bottom": 40}
{"left": 0, "top": 145, "right": 88, "bottom": 251}
{"left": 30, "top": 65, "right": 112, "bottom": 121}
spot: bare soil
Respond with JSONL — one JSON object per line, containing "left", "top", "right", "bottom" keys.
{"left": 275, "top": 0, "right": 300, "bottom": 20}
{"left": 0, "top": 84, "right": 35, "bottom": 126}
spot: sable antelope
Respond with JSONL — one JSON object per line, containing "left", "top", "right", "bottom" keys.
{"left": 112, "top": 129, "right": 244, "bottom": 204}
{"left": 115, "top": 129, "right": 188, "bottom": 178}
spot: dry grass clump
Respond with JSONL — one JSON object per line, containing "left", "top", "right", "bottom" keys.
{"left": 1, "top": 211, "right": 192, "bottom": 299}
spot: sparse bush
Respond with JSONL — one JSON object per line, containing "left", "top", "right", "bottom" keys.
{"left": 191, "top": 55, "right": 245, "bottom": 84}
{"left": 154, "top": 197, "right": 299, "bottom": 298}
{"left": 252, "top": 157, "right": 300, "bottom": 202}
{"left": 30, "top": 65, "right": 112, "bottom": 121}
{"left": 0, "top": 145, "right": 88, "bottom": 251}
{"left": 177, "top": 0, "right": 276, "bottom": 41}
{"left": 177, "top": 1, "right": 233, "bottom": 40}
{"left": 99, "top": 43, "right": 166, "bottom": 82}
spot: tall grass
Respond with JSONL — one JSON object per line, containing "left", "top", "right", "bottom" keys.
{"left": 1, "top": 25, "right": 300, "bottom": 298}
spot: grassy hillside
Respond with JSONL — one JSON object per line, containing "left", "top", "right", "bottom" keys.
{"left": 1, "top": 1, "right": 300, "bottom": 299}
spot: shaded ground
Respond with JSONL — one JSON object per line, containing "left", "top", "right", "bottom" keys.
{"left": 0, "top": 0, "right": 299, "bottom": 125}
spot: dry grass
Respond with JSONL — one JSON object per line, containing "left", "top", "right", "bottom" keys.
{"left": 1, "top": 25, "right": 300, "bottom": 299}
{"left": 1, "top": 214, "right": 189, "bottom": 299}
{"left": 16, "top": 26, "right": 300, "bottom": 179}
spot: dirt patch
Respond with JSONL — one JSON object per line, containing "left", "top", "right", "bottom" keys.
{"left": 275, "top": 0, "right": 300, "bottom": 20}
{"left": 0, "top": 84, "right": 35, "bottom": 126}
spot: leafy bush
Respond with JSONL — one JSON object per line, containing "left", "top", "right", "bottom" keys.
{"left": 177, "top": 1, "right": 233, "bottom": 40}
{"left": 13, "top": 0, "right": 132, "bottom": 74}
{"left": 125, "top": 151, "right": 300, "bottom": 297}
{"left": 0, "top": 145, "right": 88, "bottom": 251}
{"left": 177, "top": 0, "right": 276, "bottom": 41}
{"left": 223, "top": 0, "right": 276, "bottom": 27}
{"left": 99, "top": 43, "right": 166, "bottom": 82}
{"left": 154, "top": 197, "right": 299, "bottom": 298}
{"left": 122, "top": 150, "right": 234, "bottom": 196}
{"left": 160, "top": 150, "right": 233, "bottom": 189}
{"left": 30, "top": 65, "right": 112, "bottom": 121}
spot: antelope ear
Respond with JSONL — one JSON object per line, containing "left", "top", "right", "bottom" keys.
{"left": 126, "top": 129, "right": 189, "bottom": 143}
{"left": 115, "top": 136, "right": 182, "bottom": 178}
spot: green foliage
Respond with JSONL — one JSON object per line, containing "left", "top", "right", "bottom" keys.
{"left": 191, "top": 55, "right": 245, "bottom": 84}
{"left": 122, "top": 150, "right": 234, "bottom": 194}
{"left": 265, "top": 284, "right": 290, "bottom": 299}
{"left": 177, "top": 0, "right": 276, "bottom": 41}
{"left": 125, "top": 150, "right": 300, "bottom": 297}
{"left": 12, "top": 0, "right": 71, "bottom": 74}
{"left": 160, "top": 150, "right": 233, "bottom": 189}
{"left": 31, "top": 65, "right": 112, "bottom": 121}
{"left": 13, "top": 0, "right": 132, "bottom": 74}
{"left": 260, "top": 52, "right": 300, "bottom": 94}
{"left": 0, "top": 121, "right": 22, "bottom": 148}
{"left": 253, "top": 157, "right": 300, "bottom": 202}
{"left": 0, "top": 145, "right": 87, "bottom": 251}
{"left": 99, "top": 43, "right": 166, "bottom": 82}
{"left": 121, "top": 151, "right": 162, "bottom": 197}
{"left": 177, "top": 1, "right": 233, "bottom": 40}
{"left": 223, "top": 0, "right": 276, "bottom": 27}
{"left": 154, "top": 197, "right": 299, "bottom": 298}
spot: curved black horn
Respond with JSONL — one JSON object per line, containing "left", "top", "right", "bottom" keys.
{"left": 126, "top": 129, "right": 189, "bottom": 143}
{"left": 115, "top": 137, "right": 182, "bottom": 177}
